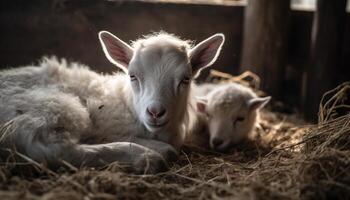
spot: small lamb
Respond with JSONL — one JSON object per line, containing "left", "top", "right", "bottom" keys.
{"left": 187, "top": 83, "right": 271, "bottom": 152}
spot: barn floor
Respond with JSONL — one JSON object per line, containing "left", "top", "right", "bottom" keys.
{"left": 0, "top": 82, "right": 349, "bottom": 200}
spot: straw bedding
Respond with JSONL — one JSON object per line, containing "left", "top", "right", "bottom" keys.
{"left": 0, "top": 72, "right": 349, "bottom": 200}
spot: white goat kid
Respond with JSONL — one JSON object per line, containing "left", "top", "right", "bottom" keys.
{"left": 0, "top": 31, "right": 224, "bottom": 173}
{"left": 187, "top": 83, "right": 270, "bottom": 152}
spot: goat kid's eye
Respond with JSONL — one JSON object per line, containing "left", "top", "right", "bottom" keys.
{"left": 180, "top": 77, "right": 191, "bottom": 85}
{"left": 129, "top": 75, "right": 137, "bottom": 81}
{"left": 233, "top": 117, "right": 245, "bottom": 125}
{"left": 236, "top": 117, "right": 245, "bottom": 122}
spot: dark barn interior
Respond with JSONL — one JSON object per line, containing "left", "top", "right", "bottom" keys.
{"left": 1, "top": 0, "right": 349, "bottom": 120}
{"left": 0, "top": 0, "right": 349, "bottom": 199}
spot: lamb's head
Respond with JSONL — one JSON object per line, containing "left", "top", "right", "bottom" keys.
{"left": 196, "top": 84, "right": 270, "bottom": 152}
{"left": 99, "top": 31, "right": 224, "bottom": 138}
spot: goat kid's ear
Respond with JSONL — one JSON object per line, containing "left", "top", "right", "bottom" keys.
{"left": 99, "top": 31, "right": 134, "bottom": 73}
{"left": 189, "top": 33, "right": 225, "bottom": 78}
{"left": 196, "top": 98, "right": 208, "bottom": 113}
{"left": 248, "top": 96, "right": 271, "bottom": 111}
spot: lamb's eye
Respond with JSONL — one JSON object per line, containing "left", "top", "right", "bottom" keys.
{"left": 206, "top": 113, "right": 211, "bottom": 119}
{"left": 129, "top": 75, "right": 137, "bottom": 81}
{"left": 180, "top": 77, "right": 191, "bottom": 85}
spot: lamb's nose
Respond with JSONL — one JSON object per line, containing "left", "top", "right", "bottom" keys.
{"left": 212, "top": 138, "right": 223, "bottom": 149}
{"left": 146, "top": 104, "right": 166, "bottom": 119}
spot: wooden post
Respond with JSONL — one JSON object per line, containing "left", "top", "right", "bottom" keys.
{"left": 241, "top": 0, "right": 291, "bottom": 99}
{"left": 304, "top": 0, "right": 347, "bottom": 121}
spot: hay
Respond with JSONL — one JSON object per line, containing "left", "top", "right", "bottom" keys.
{"left": 0, "top": 73, "right": 349, "bottom": 200}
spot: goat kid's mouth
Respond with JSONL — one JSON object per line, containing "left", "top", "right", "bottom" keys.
{"left": 145, "top": 120, "right": 169, "bottom": 131}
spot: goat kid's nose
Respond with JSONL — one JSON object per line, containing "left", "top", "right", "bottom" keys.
{"left": 146, "top": 104, "right": 166, "bottom": 119}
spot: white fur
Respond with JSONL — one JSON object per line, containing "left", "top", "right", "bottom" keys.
{"left": 186, "top": 83, "right": 271, "bottom": 152}
{"left": 0, "top": 32, "right": 225, "bottom": 173}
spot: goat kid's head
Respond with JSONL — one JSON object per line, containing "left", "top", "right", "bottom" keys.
{"left": 196, "top": 85, "right": 271, "bottom": 152}
{"left": 99, "top": 31, "right": 225, "bottom": 135}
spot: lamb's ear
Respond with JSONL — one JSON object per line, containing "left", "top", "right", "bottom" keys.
{"left": 248, "top": 96, "right": 271, "bottom": 111}
{"left": 196, "top": 98, "right": 208, "bottom": 113}
{"left": 99, "top": 31, "right": 134, "bottom": 73}
{"left": 189, "top": 33, "right": 225, "bottom": 78}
